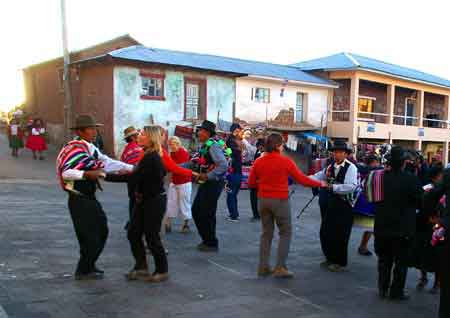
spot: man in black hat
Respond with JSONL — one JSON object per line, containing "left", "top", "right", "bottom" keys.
{"left": 372, "top": 146, "right": 423, "bottom": 300}
{"left": 312, "top": 140, "right": 358, "bottom": 272}
{"left": 56, "top": 115, "right": 134, "bottom": 280}
{"left": 225, "top": 123, "right": 243, "bottom": 222}
{"left": 186, "top": 120, "right": 229, "bottom": 252}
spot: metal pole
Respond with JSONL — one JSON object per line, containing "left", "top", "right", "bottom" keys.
{"left": 60, "top": 0, "right": 73, "bottom": 142}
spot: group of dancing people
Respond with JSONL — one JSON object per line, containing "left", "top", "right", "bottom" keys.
{"left": 7, "top": 116, "right": 48, "bottom": 159}
{"left": 56, "top": 114, "right": 449, "bottom": 318}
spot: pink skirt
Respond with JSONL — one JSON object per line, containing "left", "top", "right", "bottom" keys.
{"left": 26, "top": 135, "right": 47, "bottom": 151}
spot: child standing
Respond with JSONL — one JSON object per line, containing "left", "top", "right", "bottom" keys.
{"left": 8, "top": 118, "right": 24, "bottom": 157}
{"left": 26, "top": 118, "right": 48, "bottom": 160}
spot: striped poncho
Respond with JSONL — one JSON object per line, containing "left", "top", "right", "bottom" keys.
{"left": 56, "top": 139, "right": 104, "bottom": 191}
{"left": 120, "top": 141, "right": 144, "bottom": 165}
{"left": 364, "top": 169, "right": 385, "bottom": 203}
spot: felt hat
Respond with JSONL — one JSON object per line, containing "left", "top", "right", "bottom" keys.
{"left": 70, "top": 115, "right": 103, "bottom": 130}
{"left": 123, "top": 126, "right": 139, "bottom": 139}
{"left": 330, "top": 140, "right": 352, "bottom": 153}
{"left": 199, "top": 120, "right": 216, "bottom": 136}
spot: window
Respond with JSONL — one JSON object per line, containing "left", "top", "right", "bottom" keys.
{"left": 296, "top": 92, "right": 305, "bottom": 123}
{"left": 358, "top": 97, "right": 374, "bottom": 113}
{"left": 252, "top": 87, "right": 270, "bottom": 103}
{"left": 140, "top": 72, "right": 165, "bottom": 100}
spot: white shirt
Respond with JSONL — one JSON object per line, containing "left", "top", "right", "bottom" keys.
{"left": 311, "top": 159, "right": 358, "bottom": 194}
{"left": 32, "top": 128, "right": 45, "bottom": 136}
{"left": 62, "top": 140, "right": 133, "bottom": 181}
{"left": 10, "top": 125, "right": 18, "bottom": 136}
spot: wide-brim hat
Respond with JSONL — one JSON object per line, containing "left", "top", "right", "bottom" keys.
{"left": 199, "top": 120, "right": 216, "bottom": 136}
{"left": 330, "top": 140, "right": 352, "bottom": 153}
{"left": 123, "top": 126, "right": 138, "bottom": 139}
{"left": 70, "top": 115, "right": 103, "bottom": 130}
{"left": 385, "top": 146, "right": 407, "bottom": 163}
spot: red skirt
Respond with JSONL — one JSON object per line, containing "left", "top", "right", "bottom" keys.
{"left": 26, "top": 135, "right": 47, "bottom": 151}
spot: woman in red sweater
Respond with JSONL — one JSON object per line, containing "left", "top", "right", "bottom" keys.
{"left": 165, "top": 136, "right": 193, "bottom": 233}
{"left": 248, "top": 133, "right": 326, "bottom": 278}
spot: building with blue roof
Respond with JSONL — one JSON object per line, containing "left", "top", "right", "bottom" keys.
{"left": 292, "top": 52, "right": 450, "bottom": 164}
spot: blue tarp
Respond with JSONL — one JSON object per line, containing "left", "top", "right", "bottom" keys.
{"left": 299, "top": 132, "right": 328, "bottom": 142}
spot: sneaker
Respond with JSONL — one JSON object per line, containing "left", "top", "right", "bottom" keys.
{"left": 75, "top": 272, "right": 104, "bottom": 281}
{"left": 181, "top": 224, "right": 190, "bottom": 233}
{"left": 197, "top": 243, "right": 219, "bottom": 252}
{"left": 358, "top": 247, "right": 373, "bottom": 256}
{"left": 125, "top": 269, "right": 149, "bottom": 281}
{"left": 327, "top": 264, "right": 346, "bottom": 272}
{"left": 93, "top": 266, "right": 104, "bottom": 274}
{"left": 389, "top": 292, "right": 410, "bottom": 301}
{"left": 416, "top": 278, "right": 428, "bottom": 291}
{"left": 257, "top": 266, "right": 273, "bottom": 277}
{"left": 145, "top": 272, "right": 169, "bottom": 283}
{"left": 250, "top": 216, "right": 261, "bottom": 222}
{"left": 226, "top": 217, "right": 239, "bottom": 223}
{"left": 429, "top": 286, "right": 440, "bottom": 295}
{"left": 273, "top": 267, "right": 294, "bottom": 279}
{"left": 320, "top": 260, "right": 331, "bottom": 268}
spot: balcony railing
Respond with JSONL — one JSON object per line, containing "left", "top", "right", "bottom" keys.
{"left": 423, "top": 118, "right": 448, "bottom": 129}
{"left": 393, "top": 115, "right": 418, "bottom": 126}
{"left": 357, "top": 111, "right": 389, "bottom": 124}
{"left": 332, "top": 110, "right": 350, "bottom": 122}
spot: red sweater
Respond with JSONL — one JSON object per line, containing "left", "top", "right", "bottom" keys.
{"left": 248, "top": 151, "right": 321, "bottom": 199}
{"left": 170, "top": 148, "right": 191, "bottom": 184}
{"left": 162, "top": 149, "right": 193, "bottom": 178}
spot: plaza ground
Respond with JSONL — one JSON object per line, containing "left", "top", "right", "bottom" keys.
{"left": 0, "top": 134, "right": 438, "bottom": 317}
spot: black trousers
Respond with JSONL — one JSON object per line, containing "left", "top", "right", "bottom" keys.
{"left": 68, "top": 195, "right": 109, "bottom": 274}
{"left": 192, "top": 180, "right": 225, "bottom": 247}
{"left": 440, "top": 241, "right": 450, "bottom": 318}
{"left": 128, "top": 194, "right": 168, "bottom": 274}
{"left": 250, "top": 188, "right": 260, "bottom": 218}
{"left": 320, "top": 196, "right": 354, "bottom": 266}
{"left": 374, "top": 236, "right": 411, "bottom": 297}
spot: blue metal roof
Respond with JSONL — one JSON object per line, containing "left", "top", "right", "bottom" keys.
{"left": 107, "top": 45, "right": 336, "bottom": 87}
{"left": 292, "top": 52, "right": 450, "bottom": 89}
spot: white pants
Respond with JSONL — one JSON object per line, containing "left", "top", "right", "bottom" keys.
{"left": 166, "top": 182, "right": 192, "bottom": 221}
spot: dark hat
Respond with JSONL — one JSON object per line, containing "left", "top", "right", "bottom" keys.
{"left": 385, "top": 146, "right": 407, "bottom": 164}
{"left": 230, "top": 123, "right": 242, "bottom": 133}
{"left": 70, "top": 115, "right": 103, "bottom": 130}
{"left": 199, "top": 120, "right": 216, "bottom": 136}
{"left": 330, "top": 140, "right": 351, "bottom": 153}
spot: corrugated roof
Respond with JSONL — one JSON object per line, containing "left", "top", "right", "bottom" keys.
{"left": 292, "top": 52, "right": 450, "bottom": 89}
{"left": 107, "top": 45, "right": 336, "bottom": 87}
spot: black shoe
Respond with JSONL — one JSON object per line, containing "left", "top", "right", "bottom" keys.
{"left": 379, "top": 289, "right": 388, "bottom": 299}
{"left": 75, "top": 272, "right": 104, "bottom": 281}
{"left": 389, "top": 292, "right": 410, "bottom": 301}
{"left": 197, "top": 243, "right": 218, "bottom": 252}
{"left": 358, "top": 247, "right": 373, "bottom": 256}
{"left": 93, "top": 267, "right": 104, "bottom": 274}
{"left": 250, "top": 216, "right": 261, "bottom": 222}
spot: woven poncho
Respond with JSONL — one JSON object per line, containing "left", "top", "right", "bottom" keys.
{"left": 56, "top": 139, "right": 104, "bottom": 191}
{"left": 364, "top": 169, "right": 385, "bottom": 203}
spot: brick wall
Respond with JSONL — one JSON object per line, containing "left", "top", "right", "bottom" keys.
{"left": 333, "top": 79, "right": 350, "bottom": 121}
{"left": 424, "top": 92, "right": 446, "bottom": 118}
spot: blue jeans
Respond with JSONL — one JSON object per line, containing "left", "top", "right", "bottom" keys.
{"left": 226, "top": 173, "right": 242, "bottom": 219}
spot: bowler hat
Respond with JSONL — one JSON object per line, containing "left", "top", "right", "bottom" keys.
{"left": 330, "top": 140, "right": 351, "bottom": 153}
{"left": 386, "top": 146, "right": 407, "bottom": 163}
{"left": 123, "top": 126, "right": 138, "bottom": 139}
{"left": 199, "top": 120, "right": 216, "bottom": 136}
{"left": 70, "top": 115, "right": 103, "bottom": 130}
{"left": 230, "top": 123, "right": 242, "bottom": 133}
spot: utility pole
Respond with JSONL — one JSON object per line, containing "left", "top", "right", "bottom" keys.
{"left": 60, "top": 0, "right": 73, "bottom": 141}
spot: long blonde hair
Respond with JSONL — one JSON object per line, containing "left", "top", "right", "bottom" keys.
{"left": 142, "top": 125, "right": 163, "bottom": 156}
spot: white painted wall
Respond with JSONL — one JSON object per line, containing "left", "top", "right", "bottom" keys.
{"left": 113, "top": 66, "right": 235, "bottom": 155}
{"left": 235, "top": 77, "right": 330, "bottom": 127}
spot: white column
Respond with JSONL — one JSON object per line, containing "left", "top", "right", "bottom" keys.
{"left": 444, "top": 142, "right": 449, "bottom": 167}
{"left": 387, "top": 84, "right": 395, "bottom": 125}
{"left": 349, "top": 75, "right": 359, "bottom": 145}
{"left": 417, "top": 90, "right": 424, "bottom": 127}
